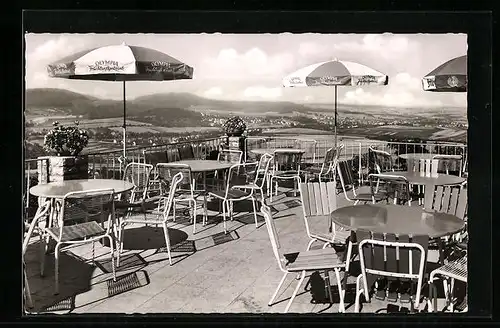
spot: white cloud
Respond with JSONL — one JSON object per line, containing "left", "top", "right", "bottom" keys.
{"left": 25, "top": 34, "right": 93, "bottom": 89}
{"left": 203, "top": 86, "right": 223, "bottom": 98}
{"left": 340, "top": 72, "right": 445, "bottom": 107}
{"left": 243, "top": 86, "right": 283, "bottom": 99}
{"left": 200, "top": 47, "right": 295, "bottom": 80}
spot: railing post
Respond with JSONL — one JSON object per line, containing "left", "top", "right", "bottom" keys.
{"left": 359, "top": 142, "right": 362, "bottom": 185}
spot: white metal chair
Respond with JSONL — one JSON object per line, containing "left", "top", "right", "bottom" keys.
{"left": 337, "top": 160, "right": 386, "bottom": 205}
{"left": 231, "top": 153, "right": 273, "bottom": 209}
{"left": 209, "top": 162, "right": 261, "bottom": 233}
{"left": 303, "top": 144, "right": 345, "bottom": 183}
{"left": 428, "top": 253, "right": 467, "bottom": 312}
{"left": 261, "top": 204, "right": 346, "bottom": 313}
{"left": 117, "top": 172, "right": 183, "bottom": 266}
{"left": 39, "top": 189, "right": 117, "bottom": 294}
{"left": 432, "top": 154, "right": 463, "bottom": 177}
{"left": 368, "top": 173, "right": 411, "bottom": 206}
{"left": 354, "top": 232, "right": 429, "bottom": 312}
{"left": 269, "top": 150, "right": 304, "bottom": 202}
{"left": 154, "top": 163, "right": 208, "bottom": 234}
{"left": 23, "top": 201, "right": 51, "bottom": 309}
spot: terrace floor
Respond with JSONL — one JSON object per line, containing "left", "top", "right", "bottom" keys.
{"left": 23, "top": 185, "right": 466, "bottom": 315}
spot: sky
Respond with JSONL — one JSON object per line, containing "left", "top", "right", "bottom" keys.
{"left": 24, "top": 33, "right": 467, "bottom": 108}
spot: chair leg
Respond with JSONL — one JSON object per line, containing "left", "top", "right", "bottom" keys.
{"left": 162, "top": 223, "right": 172, "bottom": 265}
{"left": 334, "top": 268, "right": 345, "bottom": 313}
{"left": 192, "top": 200, "right": 197, "bottom": 235}
{"left": 105, "top": 235, "right": 116, "bottom": 281}
{"left": 354, "top": 274, "right": 364, "bottom": 313}
{"left": 24, "top": 267, "right": 33, "bottom": 309}
{"left": 203, "top": 195, "right": 208, "bottom": 226}
{"left": 54, "top": 242, "right": 62, "bottom": 295}
{"left": 39, "top": 233, "right": 46, "bottom": 277}
{"left": 345, "top": 240, "right": 353, "bottom": 272}
{"left": 284, "top": 271, "right": 305, "bottom": 313}
{"left": 222, "top": 200, "right": 227, "bottom": 234}
{"left": 251, "top": 196, "right": 258, "bottom": 228}
{"left": 269, "top": 272, "right": 289, "bottom": 306}
{"left": 117, "top": 222, "right": 125, "bottom": 267}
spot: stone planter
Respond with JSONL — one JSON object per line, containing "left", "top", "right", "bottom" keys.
{"left": 37, "top": 155, "right": 89, "bottom": 184}
{"left": 227, "top": 136, "right": 248, "bottom": 162}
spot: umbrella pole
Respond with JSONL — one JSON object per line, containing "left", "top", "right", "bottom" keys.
{"left": 334, "top": 85, "right": 338, "bottom": 149}
{"left": 122, "top": 80, "right": 126, "bottom": 160}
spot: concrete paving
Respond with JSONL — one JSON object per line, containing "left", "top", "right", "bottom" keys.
{"left": 23, "top": 186, "right": 466, "bottom": 315}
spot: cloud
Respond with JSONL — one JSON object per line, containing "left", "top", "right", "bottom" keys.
{"left": 25, "top": 34, "right": 93, "bottom": 89}
{"left": 203, "top": 86, "right": 223, "bottom": 98}
{"left": 243, "top": 86, "right": 283, "bottom": 99}
{"left": 200, "top": 47, "right": 295, "bottom": 80}
{"left": 341, "top": 72, "right": 444, "bottom": 107}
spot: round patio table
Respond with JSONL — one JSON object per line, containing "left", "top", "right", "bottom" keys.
{"left": 330, "top": 204, "right": 465, "bottom": 239}
{"left": 387, "top": 171, "right": 465, "bottom": 186}
{"left": 30, "top": 179, "right": 135, "bottom": 198}
{"left": 173, "top": 159, "right": 234, "bottom": 172}
{"left": 30, "top": 179, "right": 135, "bottom": 230}
{"left": 250, "top": 148, "right": 305, "bottom": 155}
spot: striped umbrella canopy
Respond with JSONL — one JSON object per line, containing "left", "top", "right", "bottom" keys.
{"left": 422, "top": 55, "right": 467, "bottom": 92}
{"left": 47, "top": 43, "right": 194, "bottom": 160}
{"left": 283, "top": 59, "right": 389, "bottom": 147}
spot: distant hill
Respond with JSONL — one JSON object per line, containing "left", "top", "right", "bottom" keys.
{"left": 24, "top": 88, "right": 318, "bottom": 118}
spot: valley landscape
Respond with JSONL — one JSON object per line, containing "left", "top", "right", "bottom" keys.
{"left": 24, "top": 88, "right": 467, "bottom": 159}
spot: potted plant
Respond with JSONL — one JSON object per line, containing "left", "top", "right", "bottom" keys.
{"left": 222, "top": 116, "right": 247, "bottom": 137}
{"left": 38, "top": 121, "right": 90, "bottom": 182}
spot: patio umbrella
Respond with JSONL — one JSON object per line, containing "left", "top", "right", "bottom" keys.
{"left": 47, "top": 43, "right": 194, "bottom": 160}
{"left": 422, "top": 55, "right": 467, "bottom": 92}
{"left": 282, "top": 59, "right": 388, "bottom": 148}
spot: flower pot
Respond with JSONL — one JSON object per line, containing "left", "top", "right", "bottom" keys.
{"left": 37, "top": 155, "right": 89, "bottom": 184}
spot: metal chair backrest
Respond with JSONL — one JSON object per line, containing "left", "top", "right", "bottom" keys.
{"left": 177, "top": 144, "right": 195, "bottom": 160}
{"left": 432, "top": 154, "right": 463, "bottom": 176}
{"left": 254, "top": 153, "right": 273, "bottom": 188}
{"left": 337, "top": 160, "right": 357, "bottom": 189}
{"left": 368, "top": 173, "right": 411, "bottom": 205}
{"left": 273, "top": 150, "right": 303, "bottom": 173}
{"left": 155, "top": 163, "right": 194, "bottom": 193}
{"left": 218, "top": 149, "right": 243, "bottom": 164}
{"left": 261, "top": 204, "right": 286, "bottom": 272}
{"left": 369, "top": 146, "right": 393, "bottom": 173}
{"left": 123, "top": 162, "right": 153, "bottom": 202}
{"left": 222, "top": 162, "right": 255, "bottom": 199}
{"left": 159, "top": 172, "right": 184, "bottom": 222}
{"left": 419, "top": 159, "right": 439, "bottom": 176}
{"left": 299, "top": 181, "right": 337, "bottom": 238}
{"left": 294, "top": 139, "right": 317, "bottom": 163}
{"left": 23, "top": 201, "right": 50, "bottom": 256}
{"left": 424, "top": 184, "right": 467, "bottom": 220}
{"left": 356, "top": 231, "right": 429, "bottom": 304}
{"left": 59, "top": 189, "right": 115, "bottom": 239}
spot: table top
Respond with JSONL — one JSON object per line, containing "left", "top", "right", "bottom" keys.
{"left": 399, "top": 153, "right": 437, "bottom": 160}
{"left": 331, "top": 204, "right": 465, "bottom": 239}
{"left": 388, "top": 171, "right": 465, "bottom": 186}
{"left": 173, "top": 159, "right": 235, "bottom": 172}
{"left": 30, "top": 179, "right": 135, "bottom": 198}
{"left": 250, "top": 148, "right": 305, "bottom": 155}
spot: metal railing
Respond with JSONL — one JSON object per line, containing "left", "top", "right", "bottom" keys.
{"left": 24, "top": 158, "right": 49, "bottom": 220}
{"left": 24, "top": 135, "right": 467, "bottom": 215}
{"left": 86, "top": 136, "right": 227, "bottom": 179}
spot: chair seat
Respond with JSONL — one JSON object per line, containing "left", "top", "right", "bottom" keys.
{"left": 431, "top": 255, "right": 467, "bottom": 282}
{"left": 311, "top": 229, "right": 351, "bottom": 244}
{"left": 353, "top": 192, "right": 386, "bottom": 202}
{"left": 285, "top": 248, "right": 345, "bottom": 272}
{"left": 46, "top": 221, "right": 105, "bottom": 242}
{"left": 209, "top": 188, "right": 251, "bottom": 200}
{"left": 302, "top": 166, "right": 322, "bottom": 174}
{"left": 273, "top": 171, "right": 300, "bottom": 178}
